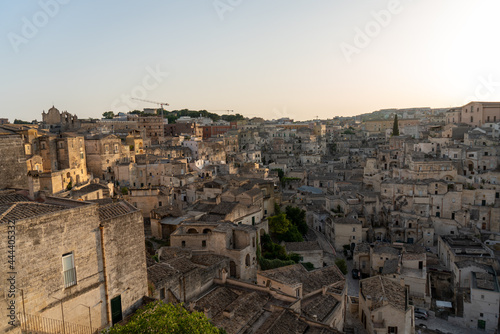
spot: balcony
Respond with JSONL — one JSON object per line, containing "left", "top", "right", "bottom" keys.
{"left": 372, "top": 319, "right": 386, "bottom": 328}
{"left": 63, "top": 267, "right": 77, "bottom": 288}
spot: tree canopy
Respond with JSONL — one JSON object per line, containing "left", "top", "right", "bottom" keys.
{"left": 13, "top": 119, "right": 31, "bottom": 124}
{"left": 102, "top": 111, "right": 114, "bottom": 119}
{"left": 103, "top": 301, "right": 225, "bottom": 334}
{"left": 268, "top": 213, "right": 291, "bottom": 235}
{"left": 285, "top": 206, "right": 308, "bottom": 235}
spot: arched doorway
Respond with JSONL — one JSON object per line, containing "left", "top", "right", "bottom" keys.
{"left": 229, "top": 261, "right": 236, "bottom": 277}
{"left": 245, "top": 254, "right": 250, "bottom": 267}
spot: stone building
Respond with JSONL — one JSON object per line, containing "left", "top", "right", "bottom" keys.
{"left": 41, "top": 106, "right": 80, "bottom": 132}
{"left": 31, "top": 132, "right": 89, "bottom": 193}
{"left": 438, "top": 235, "right": 498, "bottom": 272}
{"left": 451, "top": 261, "right": 500, "bottom": 333}
{"left": 0, "top": 191, "right": 148, "bottom": 333}
{"left": 328, "top": 217, "right": 363, "bottom": 252}
{"left": 256, "top": 264, "right": 347, "bottom": 332}
{"left": 0, "top": 131, "right": 28, "bottom": 189}
{"left": 84, "top": 134, "right": 130, "bottom": 180}
{"left": 192, "top": 282, "right": 343, "bottom": 334}
{"left": 137, "top": 115, "right": 165, "bottom": 144}
{"left": 459, "top": 101, "right": 500, "bottom": 127}
{"left": 170, "top": 222, "right": 260, "bottom": 281}
{"left": 284, "top": 241, "right": 324, "bottom": 269}
{"left": 359, "top": 276, "right": 414, "bottom": 334}
{"left": 147, "top": 248, "right": 229, "bottom": 304}
{"left": 164, "top": 122, "right": 202, "bottom": 137}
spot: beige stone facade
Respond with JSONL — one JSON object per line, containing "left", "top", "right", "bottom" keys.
{"left": 0, "top": 193, "right": 147, "bottom": 333}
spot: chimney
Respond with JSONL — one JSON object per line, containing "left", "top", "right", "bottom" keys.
{"left": 215, "top": 194, "right": 221, "bottom": 204}
{"left": 28, "top": 171, "right": 40, "bottom": 200}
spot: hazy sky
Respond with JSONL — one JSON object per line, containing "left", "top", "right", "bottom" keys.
{"left": 2, "top": 1, "right": 500, "bottom": 122}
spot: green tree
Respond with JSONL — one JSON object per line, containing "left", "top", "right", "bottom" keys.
{"left": 221, "top": 113, "right": 245, "bottom": 122}
{"left": 285, "top": 206, "right": 308, "bottom": 235}
{"left": 274, "top": 203, "right": 282, "bottom": 215}
{"left": 103, "top": 111, "right": 115, "bottom": 119}
{"left": 103, "top": 301, "right": 225, "bottom": 334}
{"left": 272, "top": 168, "right": 284, "bottom": 181}
{"left": 335, "top": 258, "right": 347, "bottom": 275}
{"left": 278, "top": 224, "right": 303, "bottom": 242}
{"left": 13, "top": 119, "right": 30, "bottom": 124}
{"left": 302, "top": 262, "right": 315, "bottom": 271}
{"left": 392, "top": 114, "right": 399, "bottom": 136}
{"left": 268, "top": 213, "right": 291, "bottom": 234}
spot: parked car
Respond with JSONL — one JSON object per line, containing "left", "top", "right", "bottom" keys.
{"left": 414, "top": 308, "right": 429, "bottom": 320}
{"left": 351, "top": 269, "right": 360, "bottom": 279}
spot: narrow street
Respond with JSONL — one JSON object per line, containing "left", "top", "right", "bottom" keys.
{"left": 309, "top": 228, "right": 360, "bottom": 297}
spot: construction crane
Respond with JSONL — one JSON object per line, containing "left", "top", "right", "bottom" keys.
{"left": 131, "top": 98, "right": 169, "bottom": 119}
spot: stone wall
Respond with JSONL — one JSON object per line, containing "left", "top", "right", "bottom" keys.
{"left": 101, "top": 208, "right": 148, "bottom": 321}
{"left": 0, "top": 204, "right": 106, "bottom": 332}
{"left": 0, "top": 135, "right": 28, "bottom": 189}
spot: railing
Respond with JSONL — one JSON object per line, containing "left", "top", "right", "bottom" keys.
{"left": 18, "top": 313, "right": 99, "bottom": 334}
{"left": 63, "top": 268, "right": 77, "bottom": 288}
{"left": 372, "top": 319, "right": 386, "bottom": 328}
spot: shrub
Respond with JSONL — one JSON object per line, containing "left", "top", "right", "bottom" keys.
{"left": 335, "top": 258, "right": 347, "bottom": 275}
{"left": 302, "top": 262, "right": 315, "bottom": 271}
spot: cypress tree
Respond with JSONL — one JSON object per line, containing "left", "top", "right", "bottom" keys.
{"left": 392, "top": 114, "right": 400, "bottom": 136}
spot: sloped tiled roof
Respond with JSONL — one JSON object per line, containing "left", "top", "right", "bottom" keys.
{"left": 0, "top": 202, "right": 67, "bottom": 224}
{"left": 360, "top": 276, "right": 406, "bottom": 311}
{"left": 0, "top": 193, "right": 30, "bottom": 205}
{"left": 98, "top": 201, "right": 136, "bottom": 221}
{"left": 302, "top": 294, "right": 339, "bottom": 322}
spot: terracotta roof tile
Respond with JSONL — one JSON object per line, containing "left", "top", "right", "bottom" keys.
{"left": 0, "top": 202, "right": 67, "bottom": 224}
{"left": 98, "top": 201, "right": 136, "bottom": 220}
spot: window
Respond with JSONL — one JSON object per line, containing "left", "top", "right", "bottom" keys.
{"left": 181, "top": 241, "right": 186, "bottom": 248}
{"left": 202, "top": 240, "right": 206, "bottom": 248}
{"left": 352, "top": 227, "right": 356, "bottom": 232}
{"left": 388, "top": 326, "right": 398, "bottom": 334}
{"left": 62, "top": 252, "right": 77, "bottom": 288}
{"left": 160, "top": 288, "right": 166, "bottom": 300}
